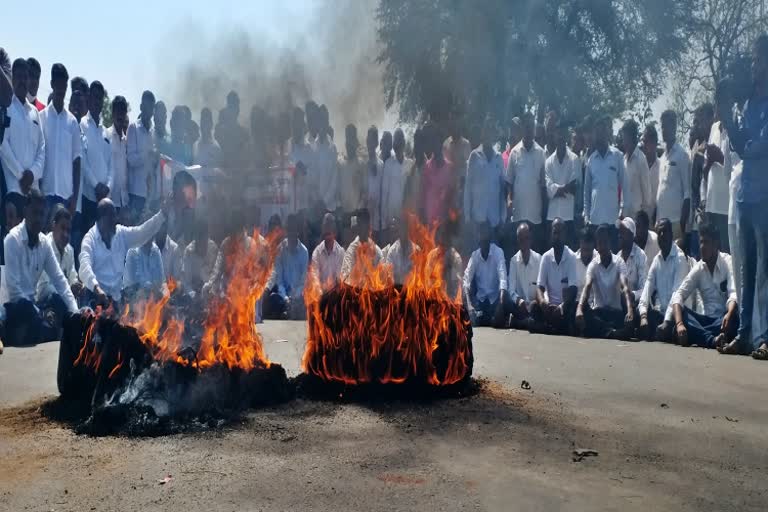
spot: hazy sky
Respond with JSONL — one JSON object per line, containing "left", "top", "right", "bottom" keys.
{"left": 3, "top": 0, "right": 314, "bottom": 109}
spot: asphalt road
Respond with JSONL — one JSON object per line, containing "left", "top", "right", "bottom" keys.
{"left": 1, "top": 322, "right": 766, "bottom": 511}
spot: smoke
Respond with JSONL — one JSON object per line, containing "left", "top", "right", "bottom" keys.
{"left": 161, "top": 0, "right": 389, "bottom": 139}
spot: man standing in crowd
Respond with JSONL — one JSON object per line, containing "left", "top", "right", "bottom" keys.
{"left": 290, "top": 107, "right": 312, "bottom": 215}
{"left": 1, "top": 59, "right": 45, "bottom": 195}
{"left": 266, "top": 213, "right": 308, "bottom": 320}
{"left": 421, "top": 124, "right": 453, "bottom": 227}
{"left": 311, "top": 212, "right": 345, "bottom": 291}
{"left": 575, "top": 224, "right": 635, "bottom": 340}
{"left": 704, "top": 81, "right": 739, "bottom": 253}
{"left": 365, "top": 126, "right": 384, "bottom": 241}
{"left": 720, "top": 34, "right": 768, "bottom": 359}
{"left": 443, "top": 118, "right": 471, "bottom": 211}
{"left": 642, "top": 124, "right": 660, "bottom": 222}
{"left": 341, "top": 209, "right": 384, "bottom": 286}
{"left": 544, "top": 119, "right": 580, "bottom": 248}
{"left": 533, "top": 218, "right": 578, "bottom": 334}
{"left": 463, "top": 116, "right": 506, "bottom": 252}
{"left": 3, "top": 190, "right": 78, "bottom": 346}
{"left": 463, "top": 221, "right": 507, "bottom": 327}
{"left": 127, "top": 91, "right": 158, "bottom": 223}
{"left": 657, "top": 110, "right": 691, "bottom": 242}
{"left": 380, "top": 130, "right": 405, "bottom": 243}
{"left": 25, "top": 58, "right": 45, "bottom": 112}
{"left": 583, "top": 116, "right": 627, "bottom": 251}
{"left": 108, "top": 96, "right": 129, "bottom": 213}
{"left": 670, "top": 223, "right": 738, "bottom": 349}
{"left": 81, "top": 81, "right": 112, "bottom": 232}
{"left": 79, "top": 198, "right": 167, "bottom": 305}
{"left": 634, "top": 210, "right": 659, "bottom": 269}
{"left": 309, "top": 105, "right": 338, "bottom": 213}
{"left": 506, "top": 222, "right": 541, "bottom": 328}
{"left": 621, "top": 119, "right": 652, "bottom": 220}
{"left": 194, "top": 107, "right": 220, "bottom": 169}
{"left": 505, "top": 112, "right": 546, "bottom": 255}
{"left": 39, "top": 63, "right": 80, "bottom": 220}
{"left": 638, "top": 218, "right": 690, "bottom": 340}
{"left": 37, "top": 205, "right": 81, "bottom": 306}
{"left": 338, "top": 124, "right": 366, "bottom": 245}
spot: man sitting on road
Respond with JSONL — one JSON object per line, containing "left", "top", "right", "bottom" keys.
{"left": 265, "top": 214, "right": 308, "bottom": 320}
{"left": 2, "top": 190, "right": 78, "bottom": 346}
{"left": 463, "top": 221, "right": 507, "bottom": 327}
{"left": 310, "top": 212, "right": 345, "bottom": 292}
{"left": 36, "top": 205, "right": 83, "bottom": 307}
{"left": 575, "top": 224, "right": 635, "bottom": 340}
{"left": 669, "top": 222, "right": 739, "bottom": 350}
{"left": 79, "top": 198, "right": 167, "bottom": 307}
{"left": 506, "top": 222, "right": 542, "bottom": 328}
{"left": 616, "top": 217, "right": 647, "bottom": 334}
{"left": 341, "top": 209, "right": 384, "bottom": 287}
{"left": 637, "top": 218, "right": 691, "bottom": 341}
{"left": 385, "top": 216, "right": 419, "bottom": 286}
{"left": 532, "top": 218, "right": 578, "bottom": 334}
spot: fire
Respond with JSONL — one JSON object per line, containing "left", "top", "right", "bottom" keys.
{"left": 73, "top": 229, "right": 282, "bottom": 377}
{"left": 302, "top": 214, "right": 472, "bottom": 386}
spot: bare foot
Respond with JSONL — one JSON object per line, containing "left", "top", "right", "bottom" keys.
{"left": 717, "top": 338, "right": 741, "bottom": 355}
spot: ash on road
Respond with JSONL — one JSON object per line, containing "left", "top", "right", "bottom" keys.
{"left": 1, "top": 321, "right": 767, "bottom": 511}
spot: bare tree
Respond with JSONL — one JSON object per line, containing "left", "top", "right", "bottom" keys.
{"left": 672, "top": 0, "right": 768, "bottom": 133}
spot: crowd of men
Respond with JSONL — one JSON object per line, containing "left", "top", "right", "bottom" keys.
{"left": 0, "top": 35, "right": 767, "bottom": 362}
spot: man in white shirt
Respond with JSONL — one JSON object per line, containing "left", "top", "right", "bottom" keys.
{"left": 620, "top": 119, "right": 652, "bottom": 220}
{"left": 36, "top": 205, "right": 82, "bottom": 305}
{"left": 641, "top": 125, "right": 661, "bottom": 222}
{"left": 544, "top": 120, "right": 580, "bottom": 248}
{"left": 126, "top": 90, "right": 158, "bottom": 223}
{"left": 364, "top": 126, "right": 385, "bottom": 239}
{"left": 506, "top": 222, "right": 541, "bottom": 328}
{"left": 385, "top": 215, "right": 419, "bottom": 286}
{"left": 657, "top": 110, "right": 691, "bottom": 241}
{"left": 575, "top": 224, "right": 635, "bottom": 340}
{"left": 341, "top": 209, "right": 384, "bottom": 287}
{"left": 637, "top": 218, "right": 690, "bottom": 341}
{"left": 703, "top": 84, "right": 740, "bottom": 253}
{"left": 463, "top": 222, "right": 507, "bottom": 327}
{"left": 573, "top": 226, "right": 597, "bottom": 305}
{"left": 108, "top": 96, "right": 129, "bottom": 211}
{"left": 80, "top": 81, "right": 112, "bottom": 232}
{"left": 379, "top": 131, "right": 406, "bottom": 242}
{"left": 533, "top": 218, "right": 578, "bottom": 334}
{"left": 311, "top": 213, "right": 345, "bottom": 291}
{"left": 427, "top": 221, "right": 464, "bottom": 301}
{"left": 79, "top": 198, "right": 167, "bottom": 306}
{"left": 338, "top": 124, "right": 367, "bottom": 245}
{"left": 463, "top": 117, "right": 506, "bottom": 252}
{"left": 290, "top": 106, "right": 313, "bottom": 215}
{"left": 2, "top": 190, "right": 78, "bottom": 346}
{"left": 634, "top": 211, "right": 659, "bottom": 270}
{"left": 309, "top": 106, "right": 338, "bottom": 212}
{"left": 194, "top": 107, "right": 221, "bottom": 170}
{"left": 616, "top": 217, "right": 647, "bottom": 305}
{"left": 670, "top": 222, "right": 738, "bottom": 349}
{"left": 0, "top": 59, "right": 45, "bottom": 196}
{"left": 123, "top": 239, "right": 165, "bottom": 301}
{"left": 583, "top": 116, "right": 627, "bottom": 252}
{"left": 39, "top": 63, "right": 81, "bottom": 226}
{"left": 506, "top": 113, "right": 546, "bottom": 254}
{"left": 154, "top": 219, "right": 181, "bottom": 283}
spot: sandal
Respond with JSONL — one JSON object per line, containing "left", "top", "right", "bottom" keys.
{"left": 717, "top": 337, "right": 741, "bottom": 355}
{"left": 752, "top": 344, "right": 768, "bottom": 360}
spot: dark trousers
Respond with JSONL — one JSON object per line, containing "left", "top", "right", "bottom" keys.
{"left": 81, "top": 196, "right": 98, "bottom": 234}
{"left": 530, "top": 301, "right": 576, "bottom": 335}
{"left": 263, "top": 286, "right": 306, "bottom": 320}
{"left": 681, "top": 306, "right": 738, "bottom": 349}
{"left": 3, "top": 295, "right": 68, "bottom": 346}
{"left": 582, "top": 305, "right": 626, "bottom": 339}
{"left": 469, "top": 297, "right": 504, "bottom": 327}
{"left": 639, "top": 308, "right": 666, "bottom": 341}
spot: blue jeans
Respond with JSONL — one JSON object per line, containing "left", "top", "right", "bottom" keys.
{"left": 737, "top": 201, "right": 768, "bottom": 350}
{"left": 3, "top": 295, "right": 68, "bottom": 346}
{"left": 681, "top": 307, "right": 738, "bottom": 349}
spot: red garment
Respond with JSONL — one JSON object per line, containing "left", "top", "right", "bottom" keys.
{"left": 502, "top": 148, "right": 511, "bottom": 170}
{"left": 32, "top": 98, "right": 45, "bottom": 111}
{"left": 421, "top": 157, "right": 455, "bottom": 226}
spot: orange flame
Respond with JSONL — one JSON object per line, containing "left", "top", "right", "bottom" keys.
{"left": 302, "top": 213, "right": 471, "bottom": 386}
{"left": 74, "top": 230, "right": 282, "bottom": 376}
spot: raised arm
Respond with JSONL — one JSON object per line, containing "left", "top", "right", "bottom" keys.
{"left": 120, "top": 211, "right": 166, "bottom": 249}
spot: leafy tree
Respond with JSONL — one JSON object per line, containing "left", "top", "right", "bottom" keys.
{"left": 377, "top": 0, "right": 693, "bottom": 130}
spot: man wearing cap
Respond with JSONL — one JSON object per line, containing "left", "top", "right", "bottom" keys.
{"left": 617, "top": 217, "right": 647, "bottom": 306}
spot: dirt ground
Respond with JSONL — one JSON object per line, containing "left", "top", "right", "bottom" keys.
{"left": 1, "top": 322, "right": 767, "bottom": 511}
